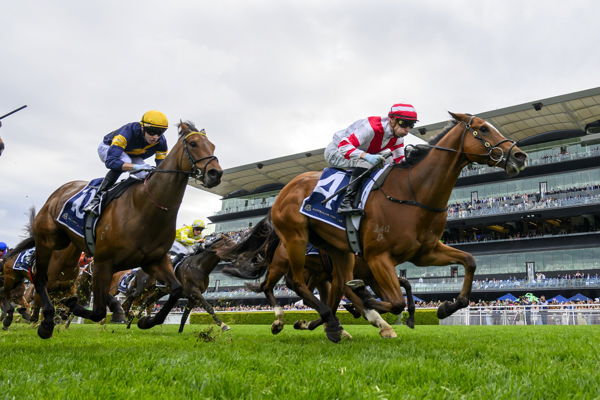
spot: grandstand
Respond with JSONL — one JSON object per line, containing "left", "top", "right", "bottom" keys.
{"left": 192, "top": 87, "right": 600, "bottom": 304}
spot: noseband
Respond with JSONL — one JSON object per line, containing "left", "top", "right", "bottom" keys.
{"left": 460, "top": 116, "right": 517, "bottom": 168}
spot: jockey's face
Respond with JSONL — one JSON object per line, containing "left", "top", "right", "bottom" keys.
{"left": 391, "top": 118, "right": 412, "bottom": 138}
{"left": 143, "top": 126, "right": 165, "bottom": 145}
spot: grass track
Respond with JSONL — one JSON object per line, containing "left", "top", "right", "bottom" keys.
{"left": 1, "top": 323, "right": 599, "bottom": 399}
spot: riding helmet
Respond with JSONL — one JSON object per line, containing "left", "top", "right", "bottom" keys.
{"left": 388, "top": 103, "right": 418, "bottom": 121}
{"left": 141, "top": 110, "right": 169, "bottom": 133}
{"left": 192, "top": 219, "right": 205, "bottom": 229}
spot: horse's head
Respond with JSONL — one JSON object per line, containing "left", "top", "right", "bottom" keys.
{"left": 449, "top": 112, "right": 527, "bottom": 176}
{"left": 177, "top": 121, "right": 223, "bottom": 188}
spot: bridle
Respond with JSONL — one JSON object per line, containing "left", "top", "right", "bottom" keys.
{"left": 419, "top": 115, "right": 518, "bottom": 168}
{"left": 381, "top": 115, "right": 518, "bottom": 213}
{"left": 180, "top": 130, "right": 219, "bottom": 184}
{"left": 144, "top": 129, "right": 219, "bottom": 211}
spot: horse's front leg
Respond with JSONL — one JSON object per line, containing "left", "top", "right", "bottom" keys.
{"left": 138, "top": 256, "right": 182, "bottom": 329}
{"left": 413, "top": 242, "right": 475, "bottom": 319}
{"left": 189, "top": 288, "right": 230, "bottom": 332}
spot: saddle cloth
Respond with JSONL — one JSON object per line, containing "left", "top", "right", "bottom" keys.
{"left": 56, "top": 177, "right": 140, "bottom": 239}
{"left": 300, "top": 166, "right": 389, "bottom": 230}
{"left": 57, "top": 178, "right": 104, "bottom": 238}
{"left": 117, "top": 268, "right": 139, "bottom": 294}
{"left": 13, "top": 247, "right": 35, "bottom": 272}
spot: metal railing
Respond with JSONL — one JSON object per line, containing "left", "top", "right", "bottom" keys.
{"left": 439, "top": 304, "right": 600, "bottom": 325}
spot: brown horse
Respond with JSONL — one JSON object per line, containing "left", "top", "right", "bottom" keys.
{"left": 223, "top": 219, "right": 415, "bottom": 338}
{"left": 268, "top": 113, "right": 527, "bottom": 342}
{"left": 31, "top": 121, "right": 222, "bottom": 338}
{"left": 125, "top": 233, "right": 236, "bottom": 333}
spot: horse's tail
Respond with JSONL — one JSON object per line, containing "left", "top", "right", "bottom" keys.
{"left": 221, "top": 214, "right": 281, "bottom": 280}
{"left": 5, "top": 207, "right": 36, "bottom": 259}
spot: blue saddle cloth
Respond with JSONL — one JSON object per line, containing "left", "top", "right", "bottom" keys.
{"left": 56, "top": 178, "right": 103, "bottom": 238}
{"left": 13, "top": 248, "right": 35, "bottom": 272}
{"left": 300, "top": 166, "right": 388, "bottom": 230}
{"left": 117, "top": 268, "right": 139, "bottom": 294}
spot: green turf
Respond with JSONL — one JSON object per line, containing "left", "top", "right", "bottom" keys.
{"left": 1, "top": 323, "right": 598, "bottom": 399}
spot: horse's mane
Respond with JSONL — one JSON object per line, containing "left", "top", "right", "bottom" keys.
{"left": 402, "top": 120, "right": 459, "bottom": 166}
{"left": 177, "top": 120, "right": 200, "bottom": 137}
{"left": 5, "top": 207, "right": 36, "bottom": 259}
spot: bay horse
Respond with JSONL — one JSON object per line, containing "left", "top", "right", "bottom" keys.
{"left": 269, "top": 112, "right": 527, "bottom": 342}
{"left": 31, "top": 121, "right": 222, "bottom": 338}
{"left": 222, "top": 217, "right": 415, "bottom": 338}
{"left": 124, "top": 233, "right": 236, "bottom": 333}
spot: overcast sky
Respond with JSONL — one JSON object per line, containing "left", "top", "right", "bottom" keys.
{"left": 1, "top": 0, "right": 599, "bottom": 247}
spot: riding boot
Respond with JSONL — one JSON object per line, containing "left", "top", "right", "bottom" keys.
{"left": 83, "top": 169, "right": 121, "bottom": 215}
{"left": 337, "top": 167, "right": 367, "bottom": 215}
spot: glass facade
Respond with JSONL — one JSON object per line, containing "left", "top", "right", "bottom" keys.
{"left": 450, "top": 167, "right": 600, "bottom": 205}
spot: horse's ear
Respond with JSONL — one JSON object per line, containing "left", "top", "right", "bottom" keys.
{"left": 448, "top": 111, "right": 458, "bottom": 121}
{"left": 178, "top": 119, "right": 187, "bottom": 136}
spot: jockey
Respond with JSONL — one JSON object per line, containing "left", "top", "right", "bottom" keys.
{"left": 170, "top": 219, "right": 206, "bottom": 265}
{"left": 324, "top": 103, "right": 418, "bottom": 215}
{"left": 83, "top": 110, "right": 169, "bottom": 215}
{"left": 0, "top": 241, "right": 8, "bottom": 258}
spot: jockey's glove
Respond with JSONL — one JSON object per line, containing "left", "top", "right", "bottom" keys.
{"left": 363, "top": 153, "right": 385, "bottom": 169}
{"left": 132, "top": 164, "right": 155, "bottom": 172}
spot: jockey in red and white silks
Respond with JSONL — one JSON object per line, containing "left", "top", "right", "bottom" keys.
{"left": 324, "top": 103, "right": 420, "bottom": 214}
{"left": 324, "top": 103, "right": 419, "bottom": 169}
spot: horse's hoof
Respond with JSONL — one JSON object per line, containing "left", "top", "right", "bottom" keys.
{"left": 271, "top": 323, "right": 284, "bottom": 335}
{"left": 110, "top": 314, "right": 127, "bottom": 324}
{"left": 325, "top": 326, "right": 342, "bottom": 343}
{"left": 37, "top": 321, "right": 54, "bottom": 339}
{"left": 293, "top": 320, "right": 307, "bottom": 330}
{"left": 437, "top": 301, "right": 451, "bottom": 319}
{"left": 406, "top": 317, "right": 415, "bottom": 329}
{"left": 379, "top": 327, "right": 397, "bottom": 339}
{"left": 345, "top": 279, "right": 365, "bottom": 290}
{"left": 341, "top": 329, "right": 353, "bottom": 340}
{"left": 60, "top": 296, "right": 79, "bottom": 310}
{"left": 221, "top": 325, "right": 231, "bottom": 332}
{"left": 137, "top": 316, "right": 154, "bottom": 330}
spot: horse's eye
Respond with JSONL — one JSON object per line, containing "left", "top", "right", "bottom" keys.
{"left": 480, "top": 125, "right": 489, "bottom": 134}
{"left": 189, "top": 141, "right": 198, "bottom": 148}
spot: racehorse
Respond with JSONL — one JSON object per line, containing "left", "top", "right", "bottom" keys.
{"left": 268, "top": 113, "right": 527, "bottom": 342}
{"left": 222, "top": 217, "right": 415, "bottom": 338}
{"left": 124, "top": 234, "right": 236, "bottom": 333}
{"left": 31, "top": 121, "right": 222, "bottom": 338}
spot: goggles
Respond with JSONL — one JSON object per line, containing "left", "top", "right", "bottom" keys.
{"left": 397, "top": 119, "right": 416, "bottom": 129}
{"left": 145, "top": 126, "right": 166, "bottom": 137}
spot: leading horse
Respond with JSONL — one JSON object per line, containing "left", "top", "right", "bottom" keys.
{"left": 31, "top": 121, "right": 222, "bottom": 338}
{"left": 269, "top": 112, "right": 527, "bottom": 342}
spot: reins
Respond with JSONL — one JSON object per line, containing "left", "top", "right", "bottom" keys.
{"left": 379, "top": 116, "right": 517, "bottom": 213}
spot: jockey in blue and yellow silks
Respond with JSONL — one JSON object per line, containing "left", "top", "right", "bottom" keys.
{"left": 83, "top": 110, "right": 169, "bottom": 215}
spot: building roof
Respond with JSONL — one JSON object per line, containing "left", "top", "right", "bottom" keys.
{"left": 191, "top": 86, "right": 600, "bottom": 198}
